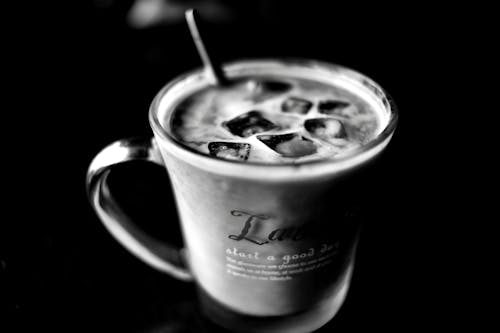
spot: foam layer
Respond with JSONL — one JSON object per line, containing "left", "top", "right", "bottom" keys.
{"left": 168, "top": 76, "right": 383, "bottom": 164}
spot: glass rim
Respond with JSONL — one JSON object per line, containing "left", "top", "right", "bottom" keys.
{"left": 149, "top": 58, "right": 398, "bottom": 177}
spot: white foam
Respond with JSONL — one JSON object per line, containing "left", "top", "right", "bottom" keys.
{"left": 166, "top": 76, "right": 384, "bottom": 164}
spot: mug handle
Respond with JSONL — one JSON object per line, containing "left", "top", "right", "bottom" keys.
{"left": 86, "top": 137, "right": 193, "bottom": 281}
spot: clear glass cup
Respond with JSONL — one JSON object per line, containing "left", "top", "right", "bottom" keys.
{"left": 87, "top": 59, "right": 398, "bottom": 333}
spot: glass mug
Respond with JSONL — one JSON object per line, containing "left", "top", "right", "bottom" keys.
{"left": 86, "top": 59, "right": 398, "bottom": 333}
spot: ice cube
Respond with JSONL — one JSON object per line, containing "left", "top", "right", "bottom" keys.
{"left": 281, "top": 97, "right": 313, "bottom": 115}
{"left": 257, "top": 133, "right": 317, "bottom": 158}
{"left": 223, "top": 111, "right": 278, "bottom": 137}
{"left": 259, "top": 80, "right": 292, "bottom": 93}
{"left": 246, "top": 80, "right": 292, "bottom": 93}
{"left": 246, "top": 80, "right": 293, "bottom": 103}
{"left": 304, "top": 118, "right": 347, "bottom": 139}
{"left": 318, "top": 100, "right": 350, "bottom": 116}
{"left": 208, "top": 142, "right": 251, "bottom": 161}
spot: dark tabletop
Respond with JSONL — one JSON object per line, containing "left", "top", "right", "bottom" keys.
{"left": 3, "top": 1, "right": 472, "bottom": 332}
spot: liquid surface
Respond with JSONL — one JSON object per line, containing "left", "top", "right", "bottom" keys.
{"left": 169, "top": 76, "right": 383, "bottom": 164}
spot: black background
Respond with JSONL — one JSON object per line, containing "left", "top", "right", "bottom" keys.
{"left": 3, "top": 1, "right": 480, "bottom": 332}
